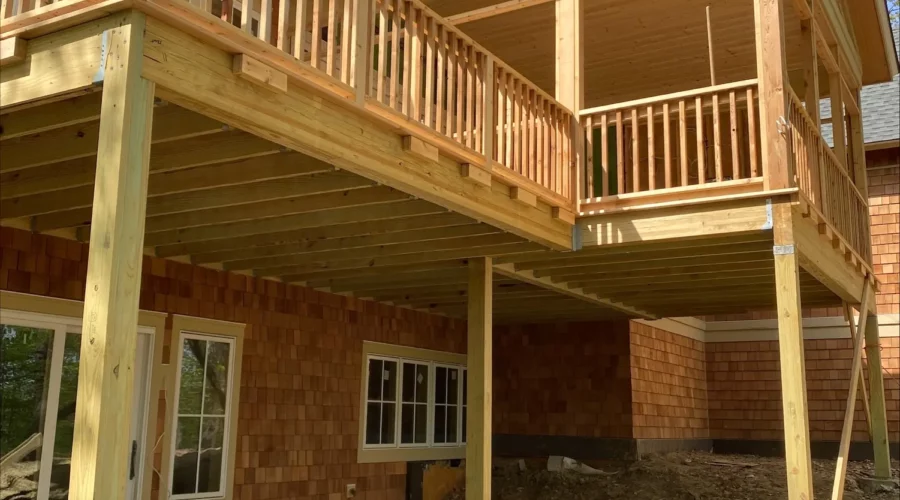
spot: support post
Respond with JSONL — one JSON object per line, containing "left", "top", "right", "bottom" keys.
{"left": 754, "top": 0, "right": 792, "bottom": 190}
{"left": 69, "top": 11, "right": 155, "bottom": 500}
{"left": 829, "top": 66, "right": 847, "bottom": 169}
{"left": 555, "top": 0, "right": 583, "bottom": 112}
{"left": 772, "top": 204, "right": 814, "bottom": 500}
{"left": 847, "top": 88, "right": 867, "bottom": 194}
{"left": 864, "top": 313, "right": 893, "bottom": 479}
{"left": 466, "top": 257, "right": 493, "bottom": 500}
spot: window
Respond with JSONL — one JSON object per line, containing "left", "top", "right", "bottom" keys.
{"left": 0, "top": 300, "right": 160, "bottom": 500}
{"left": 170, "top": 333, "right": 235, "bottom": 499}
{"left": 358, "top": 342, "right": 467, "bottom": 463}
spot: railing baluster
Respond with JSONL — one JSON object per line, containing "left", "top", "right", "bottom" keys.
{"left": 585, "top": 116, "right": 594, "bottom": 199}
{"left": 631, "top": 108, "right": 639, "bottom": 193}
{"left": 474, "top": 51, "right": 483, "bottom": 154}
{"left": 528, "top": 90, "right": 536, "bottom": 180}
{"left": 505, "top": 73, "right": 514, "bottom": 167}
{"left": 409, "top": 8, "right": 422, "bottom": 123}
{"left": 663, "top": 102, "right": 672, "bottom": 188}
{"left": 294, "top": 0, "right": 308, "bottom": 60}
{"left": 375, "top": 0, "right": 388, "bottom": 101}
{"left": 601, "top": 113, "right": 609, "bottom": 197}
{"left": 616, "top": 111, "right": 624, "bottom": 195}
{"left": 341, "top": 0, "right": 352, "bottom": 83}
{"left": 695, "top": 96, "right": 705, "bottom": 185}
{"left": 647, "top": 105, "right": 655, "bottom": 191}
{"left": 712, "top": 93, "right": 723, "bottom": 182}
{"left": 260, "top": 0, "right": 272, "bottom": 42}
{"left": 435, "top": 25, "right": 446, "bottom": 134}
{"left": 277, "top": 0, "right": 291, "bottom": 52}
{"left": 389, "top": 0, "right": 401, "bottom": 110}
{"left": 424, "top": 15, "right": 435, "bottom": 129}
{"left": 454, "top": 39, "right": 464, "bottom": 144}
{"left": 465, "top": 45, "right": 476, "bottom": 149}
{"left": 537, "top": 96, "right": 544, "bottom": 185}
{"left": 310, "top": 0, "right": 321, "bottom": 67}
{"left": 512, "top": 79, "right": 520, "bottom": 173}
{"left": 401, "top": 1, "right": 412, "bottom": 116}
{"left": 747, "top": 88, "right": 758, "bottom": 177}
{"left": 729, "top": 91, "right": 739, "bottom": 179}
{"left": 679, "top": 100, "right": 688, "bottom": 186}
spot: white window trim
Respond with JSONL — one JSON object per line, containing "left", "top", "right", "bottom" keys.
{"left": 0, "top": 307, "right": 157, "bottom": 500}
{"left": 168, "top": 331, "right": 237, "bottom": 500}
{"left": 357, "top": 342, "right": 467, "bottom": 464}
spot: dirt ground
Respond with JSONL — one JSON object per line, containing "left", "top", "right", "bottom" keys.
{"left": 445, "top": 452, "right": 900, "bottom": 500}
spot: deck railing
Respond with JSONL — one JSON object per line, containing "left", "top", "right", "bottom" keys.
{"left": 579, "top": 79, "right": 763, "bottom": 212}
{"left": 1, "top": 0, "right": 577, "bottom": 211}
{"left": 788, "top": 89, "right": 871, "bottom": 264}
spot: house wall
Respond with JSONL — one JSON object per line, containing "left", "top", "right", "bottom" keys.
{"left": 0, "top": 226, "right": 467, "bottom": 500}
{"left": 492, "top": 321, "right": 633, "bottom": 440}
{"left": 629, "top": 322, "right": 710, "bottom": 441}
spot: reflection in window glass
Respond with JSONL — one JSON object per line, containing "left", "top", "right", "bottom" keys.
{"left": 0, "top": 324, "right": 53, "bottom": 500}
{"left": 433, "top": 366, "right": 460, "bottom": 445}
{"left": 49, "top": 333, "right": 82, "bottom": 498}
{"left": 400, "top": 362, "right": 428, "bottom": 445}
{"left": 364, "top": 358, "right": 397, "bottom": 445}
{"left": 172, "top": 335, "right": 233, "bottom": 497}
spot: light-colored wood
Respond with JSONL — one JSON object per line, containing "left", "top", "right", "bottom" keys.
{"left": 729, "top": 91, "right": 740, "bottom": 179}
{"left": 830, "top": 283, "right": 871, "bottom": 500}
{"left": 862, "top": 312, "right": 893, "bottom": 478}
{"left": 351, "top": 0, "right": 372, "bottom": 102}
{"left": 663, "top": 102, "right": 672, "bottom": 188}
{"left": 0, "top": 37, "right": 27, "bottom": 66}
{"left": 842, "top": 301, "right": 872, "bottom": 437}
{"left": 829, "top": 68, "right": 847, "bottom": 168}
{"left": 755, "top": 0, "right": 792, "bottom": 190}
{"left": 554, "top": 0, "right": 582, "bottom": 112}
{"left": 68, "top": 12, "right": 154, "bottom": 500}
{"left": 712, "top": 94, "right": 722, "bottom": 182}
{"left": 747, "top": 87, "right": 758, "bottom": 177}
{"left": 772, "top": 202, "right": 814, "bottom": 500}
{"left": 695, "top": 95, "right": 705, "bottom": 184}
{"left": 579, "top": 79, "right": 759, "bottom": 116}
{"left": 678, "top": 100, "right": 688, "bottom": 186}
{"left": 459, "top": 163, "right": 492, "bottom": 188}
{"left": 402, "top": 135, "right": 439, "bottom": 162}
{"left": 647, "top": 105, "right": 655, "bottom": 190}
{"left": 551, "top": 206, "right": 575, "bottom": 225}
{"left": 706, "top": 5, "right": 716, "bottom": 85}
{"left": 466, "top": 256, "right": 492, "bottom": 500}
{"left": 232, "top": 54, "right": 288, "bottom": 92}
{"left": 510, "top": 186, "right": 537, "bottom": 207}
{"left": 447, "top": 0, "right": 553, "bottom": 24}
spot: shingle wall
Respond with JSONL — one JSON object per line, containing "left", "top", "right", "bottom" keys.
{"left": 0, "top": 226, "right": 467, "bottom": 500}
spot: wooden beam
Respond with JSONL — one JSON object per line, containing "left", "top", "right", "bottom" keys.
{"left": 864, "top": 313, "right": 893, "bottom": 479}
{"left": 466, "top": 256, "right": 492, "bottom": 500}
{"left": 447, "top": 0, "right": 553, "bottom": 25}
{"left": 772, "top": 203, "right": 814, "bottom": 500}
{"left": 69, "top": 11, "right": 154, "bottom": 500}
{"left": 0, "top": 13, "right": 138, "bottom": 111}
{"left": 460, "top": 163, "right": 492, "bottom": 187}
{"left": 0, "top": 91, "right": 103, "bottom": 141}
{"left": 555, "top": 0, "right": 582, "bottom": 112}
{"left": 0, "top": 37, "right": 27, "bottom": 67}
{"left": 842, "top": 302, "right": 872, "bottom": 440}
{"left": 493, "top": 262, "right": 654, "bottom": 319}
{"left": 754, "top": 0, "right": 792, "bottom": 190}
{"left": 831, "top": 283, "right": 871, "bottom": 500}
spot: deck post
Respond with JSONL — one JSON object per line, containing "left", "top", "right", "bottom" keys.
{"left": 772, "top": 204, "right": 814, "bottom": 500}
{"left": 466, "top": 256, "right": 493, "bottom": 500}
{"left": 554, "top": 0, "right": 583, "bottom": 112}
{"left": 864, "top": 312, "right": 893, "bottom": 479}
{"left": 69, "top": 11, "right": 154, "bottom": 500}
{"left": 753, "top": 0, "right": 792, "bottom": 190}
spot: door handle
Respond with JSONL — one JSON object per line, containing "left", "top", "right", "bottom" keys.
{"left": 130, "top": 440, "right": 137, "bottom": 480}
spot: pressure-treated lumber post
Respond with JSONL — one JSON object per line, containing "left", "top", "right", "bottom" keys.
{"left": 847, "top": 88, "right": 867, "bottom": 194}
{"left": 864, "top": 313, "right": 893, "bottom": 479}
{"left": 753, "top": 0, "right": 792, "bottom": 190}
{"left": 555, "top": 0, "right": 583, "bottom": 112}
{"left": 831, "top": 285, "right": 871, "bottom": 500}
{"left": 843, "top": 302, "right": 872, "bottom": 439}
{"left": 772, "top": 204, "right": 814, "bottom": 500}
{"left": 829, "top": 67, "right": 847, "bottom": 168}
{"left": 466, "top": 256, "right": 493, "bottom": 500}
{"left": 69, "top": 11, "right": 155, "bottom": 500}
{"left": 800, "top": 12, "right": 819, "bottom": 127}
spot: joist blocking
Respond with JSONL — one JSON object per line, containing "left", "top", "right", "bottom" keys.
{"left": 510, "top": 186, "right": 538, "bottom": 207}
{"left": 402, "top": 135, "right": 439, "bottom": 162}
{"left": 460, "top": 163, "right": 492, "bottom": 188}
{"left": 0, "top": 37, "right": 27, "bottom": 67}
{"left": 233, "top": 54, "right": 288, "bottom": 92}
{"left": 551, "top": 206, "right": 576, "bottom": 225}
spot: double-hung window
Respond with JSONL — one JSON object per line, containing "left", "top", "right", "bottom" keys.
{"left": 359, "top": 342, "right": 466, "bottom": 462}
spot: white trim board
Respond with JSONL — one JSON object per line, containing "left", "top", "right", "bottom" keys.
{"left": 705, "top": 314, "right": 899, "bottom": 343}
{"left": 633, "top": 317, "right": 708, "bottom": 343}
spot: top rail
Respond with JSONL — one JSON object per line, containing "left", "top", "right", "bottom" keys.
{"left": 579, "top": 79, "right": 759, "bottom": 117}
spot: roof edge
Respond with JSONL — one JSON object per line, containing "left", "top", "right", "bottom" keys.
{"left": 875, "top": 0, "right": 899, "bottom": 78}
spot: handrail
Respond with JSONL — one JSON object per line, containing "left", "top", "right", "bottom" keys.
{"left": 580, "top": 79, "right": 759, "bottom": 117}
